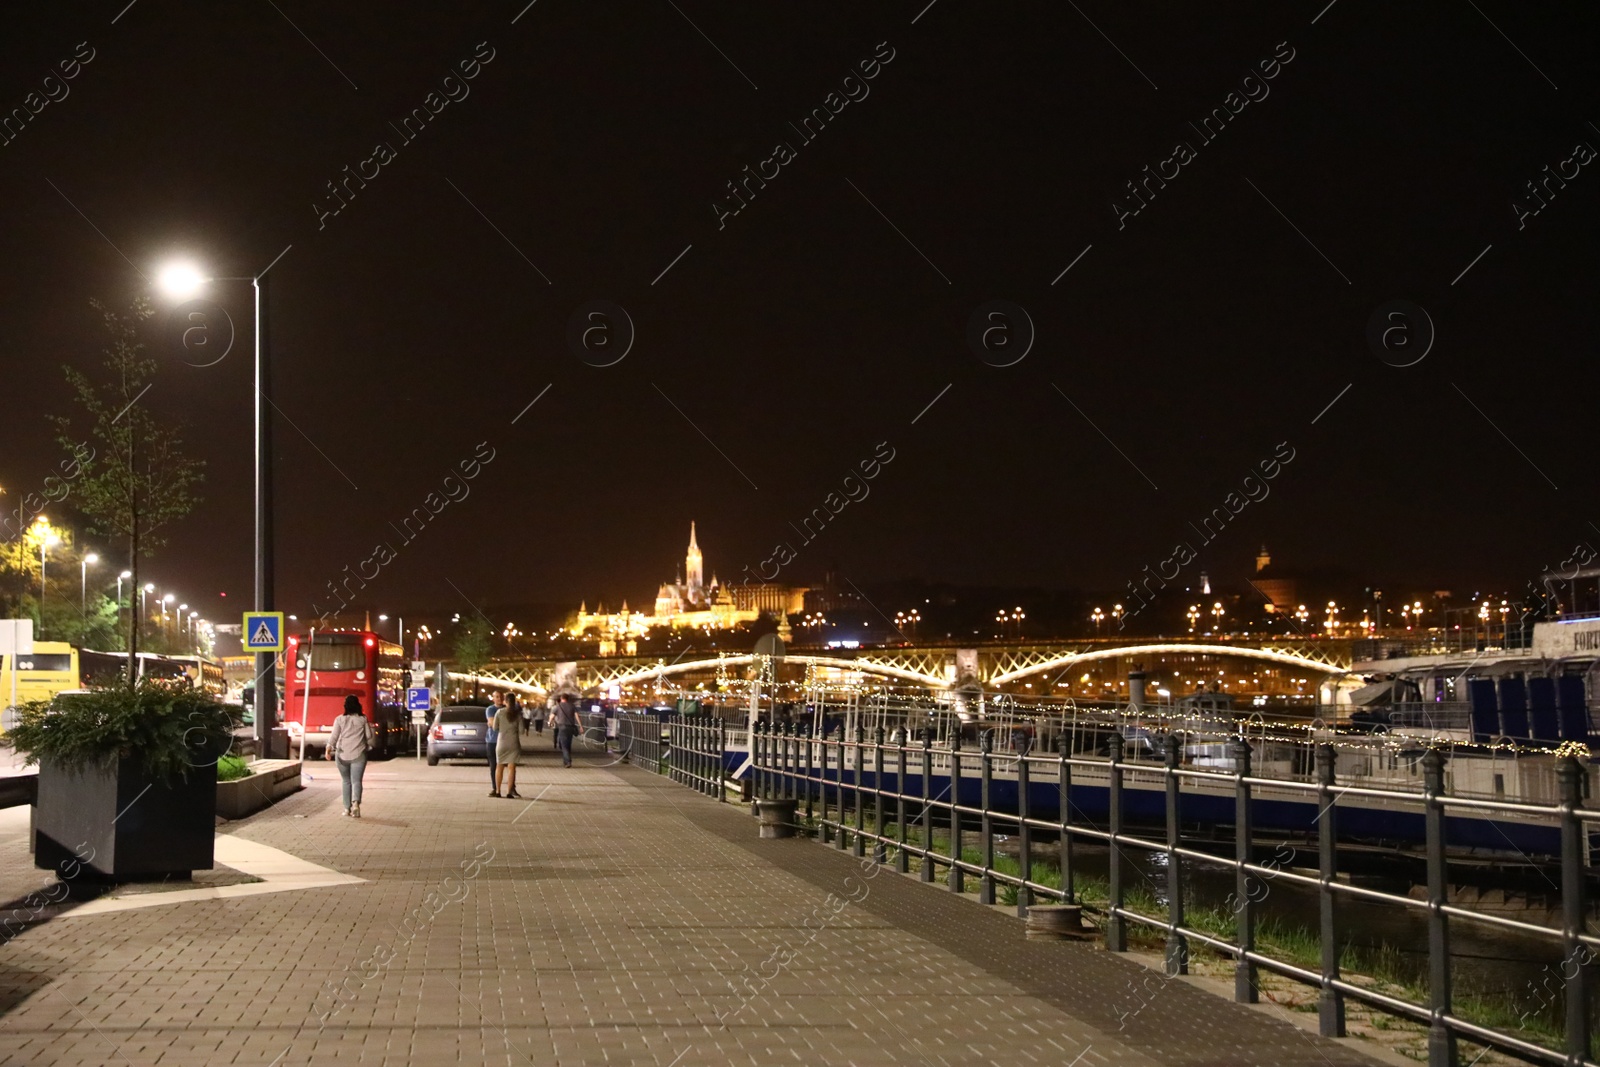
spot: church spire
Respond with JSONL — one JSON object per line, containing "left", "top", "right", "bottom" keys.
{"left": 685, "top": 520, "right": 705, "bottom": 605}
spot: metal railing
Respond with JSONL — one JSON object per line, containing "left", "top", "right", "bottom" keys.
{"left": 667, "top": 716, "right": 726, "bottom": 800}
{"left": 736, "top": 722, "right": 1597, "bottom": 1067}
{"left": 615, "top": 712, "right": 668, "bottom": 773}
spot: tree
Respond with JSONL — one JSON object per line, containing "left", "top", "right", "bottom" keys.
{"left": 454, "top": 629, "right": 492, "bottom": 699}
{"left": 52, "top": 299, "right": 205, "bottom": 684}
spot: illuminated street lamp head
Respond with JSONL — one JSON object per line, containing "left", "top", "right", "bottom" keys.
{"left": 119, "top": 570, "right": 132, "bottom": 579}
{"left": 155, "top": 260, "right": 208, "bottom": 299}
{"left": 85, "top": 553, "right": 98, "bottom": 565}
{"left": 144, "top": 583, "right": 155, "bottom": 592}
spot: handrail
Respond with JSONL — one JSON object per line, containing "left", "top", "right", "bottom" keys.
{"left": 662, "top": 720, "right": 1599, "bottom": 1067}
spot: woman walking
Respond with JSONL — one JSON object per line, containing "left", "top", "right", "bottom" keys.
{"left": 329, "top": 695, "right": 375, "bottom": 817}
{"left": 493, "top": 697, "right": 523, "bottom": 799}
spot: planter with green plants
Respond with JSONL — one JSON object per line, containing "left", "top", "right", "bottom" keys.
{"left": 214, "top": 753, "right": 304, "bottom": 820}
{"left": 2, "top": 682, "right": 241, "bottom": 879}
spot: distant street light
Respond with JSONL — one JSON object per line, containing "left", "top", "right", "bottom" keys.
{"left": 1091, "top": 607, "right": 1105, "bottom": 636}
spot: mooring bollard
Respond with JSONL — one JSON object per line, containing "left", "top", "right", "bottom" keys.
{"left": 1024, "top": 904, "right": 1094, "bottom": 941}
{"left": 756, "top": 797, "right": 798, "bottom": 839}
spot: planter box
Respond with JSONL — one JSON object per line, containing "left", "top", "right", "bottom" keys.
{"left": 216, "top": 760, "right": 303, "bottom": 820}
{"left": 34, "top": 757, "right": 217, "bottom": 879}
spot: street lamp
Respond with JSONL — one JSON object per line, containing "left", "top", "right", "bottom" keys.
{"left": 116, "top": 569, "right": 132, "bottom": 639}
{"left": 29, "top": 516, "right": 61, "bottom": 617}
{"left": 1186, "top": 604, "right": 1200, "bottom": 632}
{"left": 1091, "top": 607, "right": 1104, "bottom": 636}
{"left": 162, "top": 593, "right": 175, "bottom": 639}
{"left": 80, "top": 552, "right": 98, "bottom": 615}
{"left": 157, "top": 251, "right": 285, "bottom": 755}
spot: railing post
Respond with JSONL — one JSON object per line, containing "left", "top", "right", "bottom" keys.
{"left": 835, "top": 726, "right": 849, "bottom": 851}
{"left": 782, "top": 722, "right": 793, "bottom": 801}
{"left": 805, "top": 725, "right": 815, "bottom": 828}
{"left": 717, "top": 718, "right": 727, "bottom": 802}
{"left": 789, "top": 722, "right": 799, "bottom": 802}
{"left": 1422, "top": 748, "right": 1455, "bottom": 1067}
{"left": 896, "top": 731, "right": 910, "bottom": 873}
{"left": 748, "top": 722, "right": 758, "bottom": 798}
{"left": 853, "top": 725, "right": 866, "bottom": 857}
{"left": 979, "top": 730, "right": 996, "bottom": 905}
{"left": 821, "top": 725, "right": 833, "bottom": 845}
{"left": 1233, "top": 738, "right": 1257, "bottom": 1004}
{"left": 920, "top": 732, "right": 935, "bottom": 882}
{"left": 1017, "top": 745, "right": 1033, "bottom": 917}
{"left": 1316, "top": 744, "right": 1344, "bottom": 1035}
{"left": 1059, "top": 751, "right": 1075, "bottom": 903}
{"left": 1106, "top": 732, "right": 1126, "bottom": 952}
{"left": 695, "top": 720, "right": 704, "bottom": 795}
{"left": 1557, "top": 755, "right": 1592, "bottom": 1063}
{"left": 669, "top": 718, "right": 679, "bottom": 785}
{"left": 1164, "top": 733, "right": 1187, "bottom": 976}
{"left": 873, "top": 727, "right": 887, "bottom": 865}
{"left": 949, "top": 728, "right": 965, "bottom": 893}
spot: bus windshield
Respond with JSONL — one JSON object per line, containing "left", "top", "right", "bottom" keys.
{"left": 305, "top": 635, "right": 368, "bottom": 672}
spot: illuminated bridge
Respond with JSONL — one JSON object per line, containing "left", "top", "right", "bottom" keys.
{"left": 454, "top": 637, "right": 1356, "bottom": 698}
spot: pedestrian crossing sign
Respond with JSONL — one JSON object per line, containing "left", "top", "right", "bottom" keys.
{"left": 243, "top": 611, "right": 286, "bottom": 652}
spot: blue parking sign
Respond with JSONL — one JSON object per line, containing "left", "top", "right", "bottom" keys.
{"left": 406, "top": 687, "right": 433, "bottom": 712}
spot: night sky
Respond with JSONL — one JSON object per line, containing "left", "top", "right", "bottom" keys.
{"left": 1, "top": 1, "right": 1596, "bottom": 629}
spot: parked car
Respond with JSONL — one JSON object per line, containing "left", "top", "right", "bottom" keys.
{"left": 427, "top": 705, "right": 491, "bottom": 765}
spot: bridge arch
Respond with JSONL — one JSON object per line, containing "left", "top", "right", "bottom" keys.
{"left": 596, "top": 654, "right": 947, "bottom": 691}
{"left": 985, "top": 643, "right": 1346, "bottom": 687}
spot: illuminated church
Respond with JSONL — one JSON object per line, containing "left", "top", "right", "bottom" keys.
{"left": 569, "top": 524, "right": 807, "bottom": 649}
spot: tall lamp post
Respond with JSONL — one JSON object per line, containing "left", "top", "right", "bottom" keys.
{"left": 30, "top": 516, "right": 60, "bottom": 620}
{"left": 81, "top": 552, "right": 98, "bottom": 615}
{"left": 157, "top": 255, "right": 284, "bottom": 757}
{"left": 116, "top": 570, "right": 131, "bottom": 644}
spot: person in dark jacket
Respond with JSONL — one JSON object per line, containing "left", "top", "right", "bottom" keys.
{"left": 552, "top": 694, "right": 580, "bottom": 767}
{"left": 485, "top": 691, "right": 503, "bottom": 795}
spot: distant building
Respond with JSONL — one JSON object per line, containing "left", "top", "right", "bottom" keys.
{"left": 570, "top": 524, "right": 806, "bottom": 639}
{"left": 1250, "top": 544, "right": 1298, "bottom": 614}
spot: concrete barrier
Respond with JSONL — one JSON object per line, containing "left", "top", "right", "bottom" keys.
{"left": 216, "top": 760, "right": 303, "bottom": 820}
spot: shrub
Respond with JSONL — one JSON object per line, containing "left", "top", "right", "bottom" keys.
{"left": 2, "top": 681, "right": 243, "bottom": 783}
{"left": 216, "top": 754, "right": 252, "bottom": 782}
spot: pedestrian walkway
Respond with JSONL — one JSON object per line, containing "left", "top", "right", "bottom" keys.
{"left": 0, "top": 744, "right": 1393, "bottom": 1067}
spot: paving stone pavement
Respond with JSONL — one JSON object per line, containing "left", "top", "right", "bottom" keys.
{"left": 0, "top": 745, "right": 1390, "bottom": 1066}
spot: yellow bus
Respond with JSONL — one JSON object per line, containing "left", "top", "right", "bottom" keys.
{"left": 0, "top": 641, "right": 80, "bottom": 709}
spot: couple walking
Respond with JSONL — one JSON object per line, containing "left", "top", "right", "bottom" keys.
{"left": 487, "top": 691, "right": 583, "bottom": 798}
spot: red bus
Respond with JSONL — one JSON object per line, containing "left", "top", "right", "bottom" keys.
{"left": 284, "top": 630, "right": 407, "bottom": 759}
